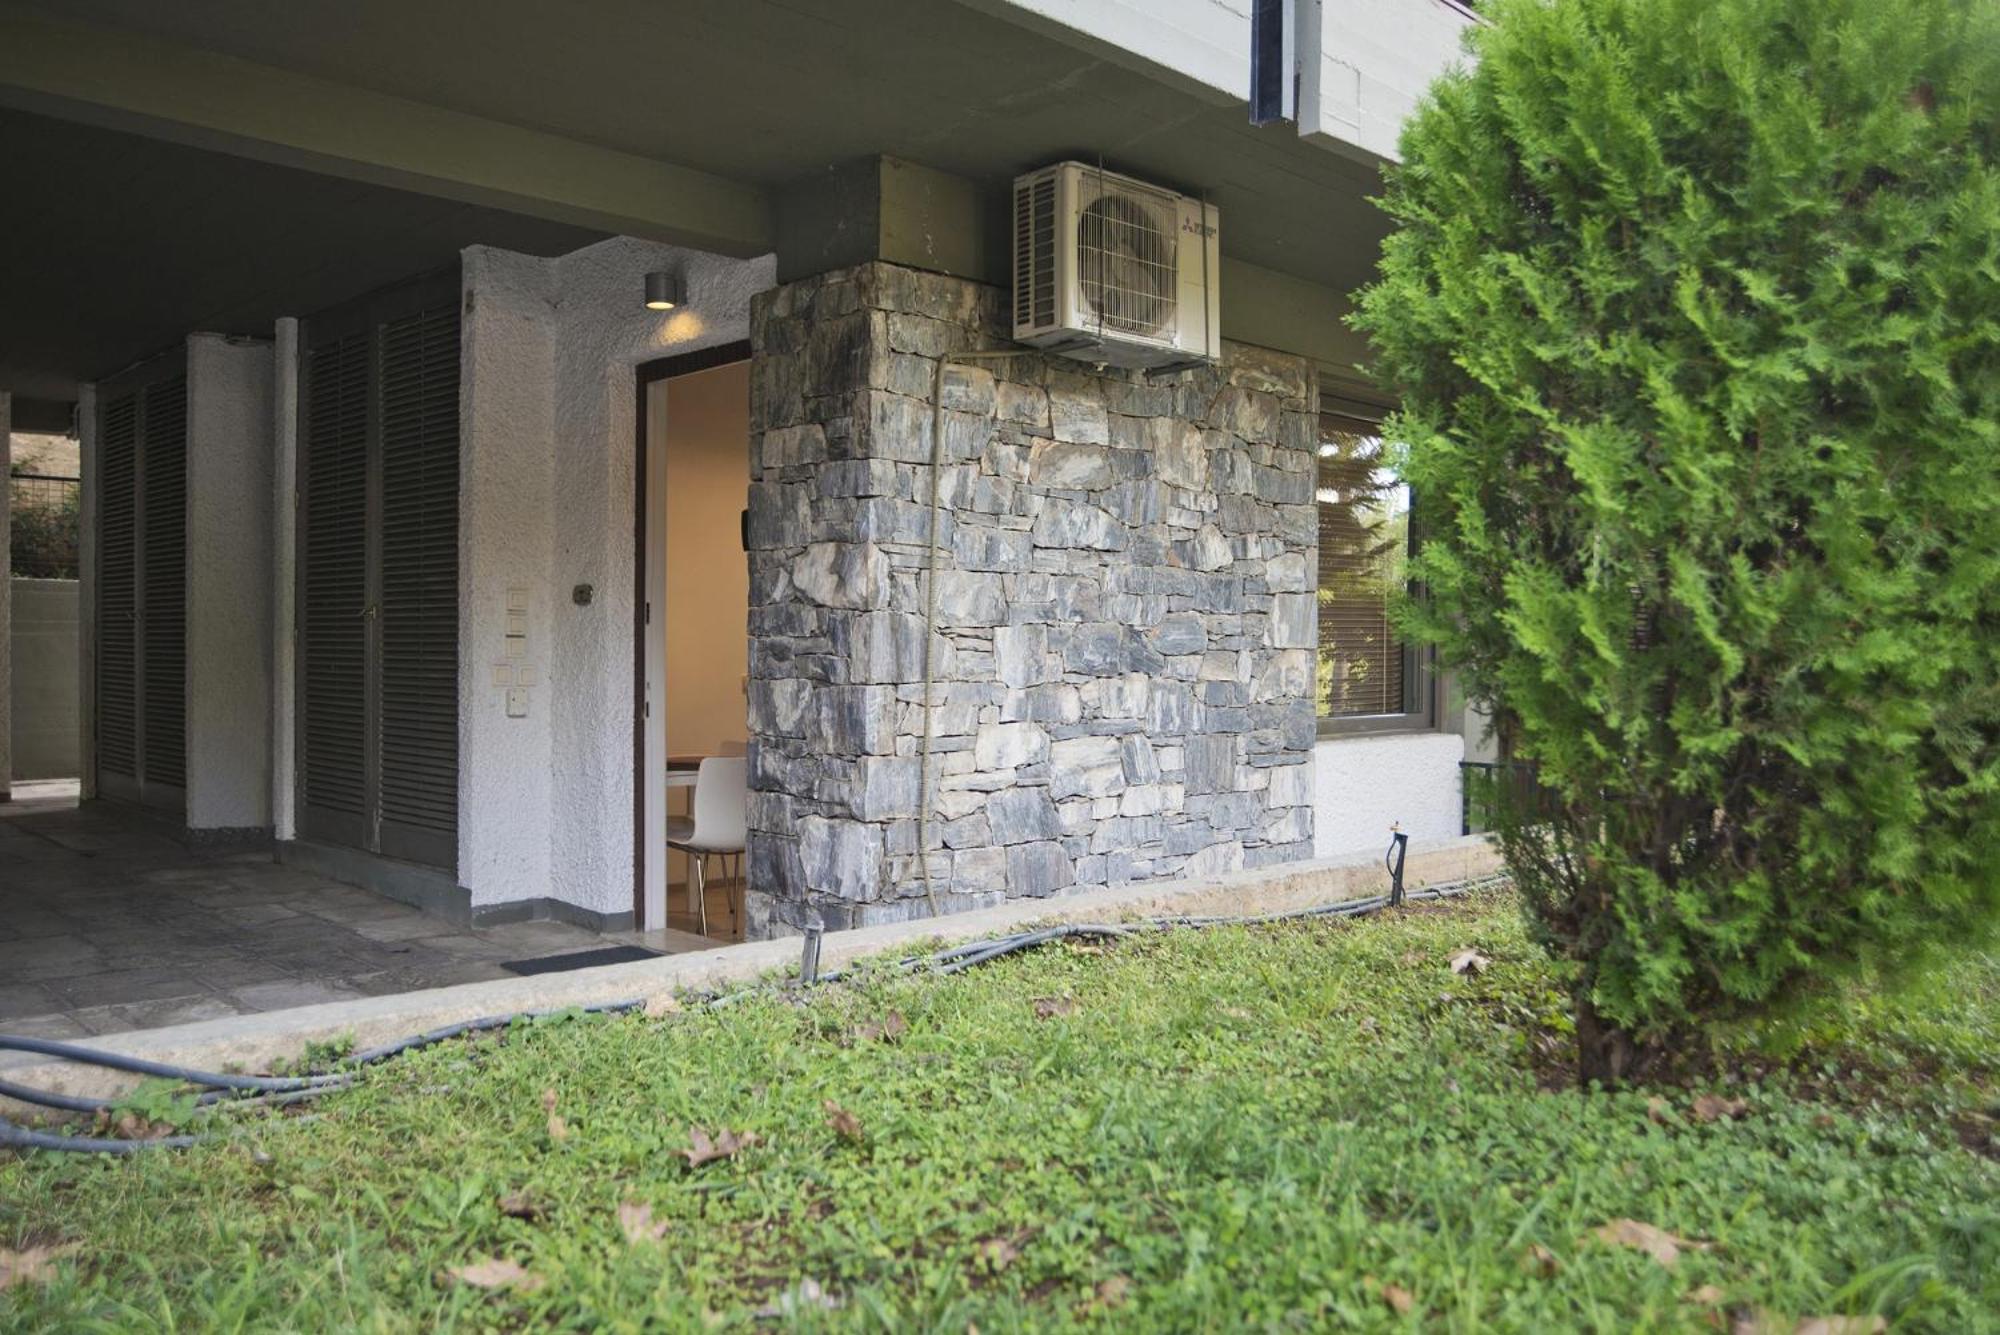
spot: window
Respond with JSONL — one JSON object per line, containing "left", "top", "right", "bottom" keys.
{"left": 1316, "top": 411, "right": 1432, "bottom": 733}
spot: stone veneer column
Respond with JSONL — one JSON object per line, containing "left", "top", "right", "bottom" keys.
{"left": 745, "top": 262, "right": 1317, "bottom": 933}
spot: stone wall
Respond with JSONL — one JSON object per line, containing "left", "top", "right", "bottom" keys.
{"left": 744, "top": 262, "right": 1317, "bottom": 932}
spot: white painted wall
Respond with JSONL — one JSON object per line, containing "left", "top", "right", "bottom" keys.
{"left": 185, "top": 333, "right": 275, "bottom": 832}
{"left": 270, "top": 317, "right": 298, "bottom": 840}
{"left": 458, "top": 237, "right": 775, "bottom": 913}
{"left": 976, "top": 0, "right": 1473, "bottom": 162}
{"left": 1298, "top": 0, "right": 1474, "bottom": 162}
{"left": 1313, "top": 730, "right": 1464, "bottom": 859}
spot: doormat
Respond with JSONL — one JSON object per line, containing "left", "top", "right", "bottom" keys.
{"left": 500, "top": 945, "right": 663, "bottom": 976}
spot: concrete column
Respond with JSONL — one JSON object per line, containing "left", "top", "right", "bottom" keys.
{"left": 77, "top": 384, "right": 96, "bottom": 799}
{"left": 184, "top": 334, "right": 275, "bottom": 839}
{"left": 270, "top": 318, "right": 298, "bottom": 841}
{"left": 1, "top": 389, "right": 11, "bottom": 799}
{"left": 457, "top": 246, "right": 558, "bottom": 909}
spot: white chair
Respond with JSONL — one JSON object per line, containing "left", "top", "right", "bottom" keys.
{"left": 666, "top": 756, "right": 748, "bottom": 936}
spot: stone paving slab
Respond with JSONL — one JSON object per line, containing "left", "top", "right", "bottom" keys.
{"left": 0, "top": 790, "right": 730, "bottom": 1040}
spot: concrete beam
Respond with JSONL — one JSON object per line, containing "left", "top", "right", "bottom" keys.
{"left": 0, "top": 3, "right": 773, "bottom": 257}
{"left": 1219, "top": 256, "right": 1380, "bottom": 397}
{"left": 777, "top": 157, "right": 998, "bottom": 285}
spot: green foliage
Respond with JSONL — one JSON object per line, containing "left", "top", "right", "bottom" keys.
{"left": 4, "top": 896, "right": 1997, "bottom": 1329}
{"left": 7, "top": 468, "right": 79, "bottom": 580}
{"left": 1353, "top": 0, "right": 2000, "bottom": 1055}
{"left": 108, "top": 1079, "right": 198, "bottom": 1130}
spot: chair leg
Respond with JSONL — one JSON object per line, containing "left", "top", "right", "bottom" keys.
{"left": 730, "top": 852, "right": 741, "bottom": 933}
{"left": 694, "top": 852, "right": 709, "bottom": 937}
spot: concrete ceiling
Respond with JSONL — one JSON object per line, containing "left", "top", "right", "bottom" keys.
{"left": 0, "top": 107, "right": 604, "bottom": 404}
{"left": 1, "top": 0, "right": 1389, "bottom": 405}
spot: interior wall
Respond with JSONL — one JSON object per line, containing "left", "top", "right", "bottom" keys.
{"left": 457, "top": 236, "right": 774, "bottom": 918}
{"left": 662, "top": 361, "right": 751, "bottom": 761}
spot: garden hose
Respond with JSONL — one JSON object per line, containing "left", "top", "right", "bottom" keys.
{"left": 0, "top": 874, "right": 1504, "bottom": 1154}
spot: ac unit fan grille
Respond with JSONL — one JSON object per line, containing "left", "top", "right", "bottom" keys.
{"left": 1076, "top": 192, "right": 1177, "bottom": 338}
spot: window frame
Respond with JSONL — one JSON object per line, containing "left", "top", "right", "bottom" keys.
{"left": 1314, "top": 405, "right": 1438, "bottom": 740}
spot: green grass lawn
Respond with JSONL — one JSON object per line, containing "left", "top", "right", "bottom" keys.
{"left": 4, "top": 886, "right": 1997, "bottom": 1331}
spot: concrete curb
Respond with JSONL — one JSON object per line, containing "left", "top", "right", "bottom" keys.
{"left": 2, "top": 835, "right": 1500, "bottom": 1107}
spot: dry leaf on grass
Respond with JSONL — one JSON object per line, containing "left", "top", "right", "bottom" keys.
{"left": 447, "top": 1256, "right": 545, "bottom": 1293}
{"left": 1095, "top": 1275, "right": 1132, "bottom": 1308}
{"left": 617, "top": 1200, "right": 671, "bottom": 1244}
{"left": 1382, "top": 1283, "right": 1415, "bottom": 1315}
{"left": 540, "top": 1088, "right": 569, "bottom": 1141}
{"left": 1589, "top": 1218, "right": 1711, "bottom": 1267}
{"left": 975, "top": 1236, "right": 1021, "bottom": 1270}
{"left": 853, "top": 1011, "right": 909, "bottom": 1043}
{"left": 1032, "top": 996, "right": 1077, "bottom": 1020}
{"left": 1520, "top": 1244, "right": 1561, "bottom": 1279}
{"left": 1691, "top": 1093, "right": 1750, "bottom": 1124}
{"left": 1729, "top": 1315, "right": 1886, "bottom": 1335}
{"left": 824, "top": 1100, "right": 865, "bottom": 1144}
{"left": 1686, "top": 1284, "right": 1726, "bottom": 1305}
{"left": 0, "top": 1242, "right": 78, "bottom": 1291}
{"left": 753, "top": 1277, "right": 843, "bottom": 1318}
{"left": 680, "top": 1124, "right": 761, "bottom": 1168}
{"left": 496, "top": 1191, "right": 545, "bottom": 1221}
{"left": 1219, "top": 1005, "right": 1254, "bottom": 1021}
{"left": 642, "top": 992, "right": 682, "bottom": 1018}
{"left": 1646, "top": 1096, "right": 1674, "bottom": 1125}
{"left": 1448, "top": 948, "right": 1490, "bottom": 976}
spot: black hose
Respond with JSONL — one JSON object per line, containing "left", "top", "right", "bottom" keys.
{"left": 0, "top": 1035, "right": 342, "bottom": 1092}
{"left": 2, "top": 876, "right": 1502, "bottom": 1154}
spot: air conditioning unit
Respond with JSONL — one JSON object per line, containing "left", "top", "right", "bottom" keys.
{"left": 1012, "top": 161, "right": 1220, "bottom": 371}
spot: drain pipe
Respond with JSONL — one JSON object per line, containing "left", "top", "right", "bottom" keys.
{"left": 919, "top": 348, "right": 1032, "bottom": 917}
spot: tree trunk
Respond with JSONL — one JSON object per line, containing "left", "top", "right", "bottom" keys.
{"left": 1574, "top": 990, "right": 1640, "bottom": 1089}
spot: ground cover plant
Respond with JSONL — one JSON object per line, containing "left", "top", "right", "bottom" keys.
{"left": 4, "top": 888, "right": 1996, "bottom": 1330}
{"left": 1354, "top": 0, "right": 2000, "bottom": 1082}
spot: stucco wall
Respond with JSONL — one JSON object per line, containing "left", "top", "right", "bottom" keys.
{"left": 11, "top": 578, "right": 79, "bottom": 780}
{"left": 458, "top": 237, "right": 775, "bottom": 913}
{"left": 184, "top": 333, "right": 275, "bottom": 833}
{"left": 1312, "top": 730, "right": 1463, "bottom": 858}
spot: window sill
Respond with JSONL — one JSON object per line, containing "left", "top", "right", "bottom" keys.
{"left": 1316, "top": 718, "right": 1441, "bottom": 742}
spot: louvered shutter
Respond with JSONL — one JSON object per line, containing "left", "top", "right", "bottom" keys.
{"left": 97, "top": 391, "right": 139, "bottom": 793}
{"left": 375, "top": 300, "right": 460, "bottom": 867}
{"left": 295, "top": 270, "right": 459, "bottom": 872}
{"left": 140, "top": 374, "right": 188, "bottom": 795}
{"left": 1316, "top": 417, "right": 1411, "bottom": 719}
{"left": 298, "top": 323, "right": 373, "bottom": 851}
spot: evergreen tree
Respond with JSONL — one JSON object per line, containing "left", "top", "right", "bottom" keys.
{"left": 1354, "top": 0, "right": 2000, "bottom": 1083}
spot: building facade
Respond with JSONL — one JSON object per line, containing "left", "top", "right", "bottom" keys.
{"left": 0, "top": 0, "right": 1481, "bottom": 935}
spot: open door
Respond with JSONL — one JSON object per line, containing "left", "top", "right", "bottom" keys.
{"left": 635, "top": 343, "right": 752, "bottom": 931}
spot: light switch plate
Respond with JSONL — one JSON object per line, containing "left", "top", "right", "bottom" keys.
{"left": 505, "top": 687, "right": 530, "bottom": 718}
{"left": 491, "top": 664, "right": 515, "bottom": 687}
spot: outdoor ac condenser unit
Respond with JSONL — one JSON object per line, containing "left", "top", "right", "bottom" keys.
{"left": 1011, "top": 161, "right": 1220, "bottom": 371}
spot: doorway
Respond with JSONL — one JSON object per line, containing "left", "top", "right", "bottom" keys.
{"left": 634, "top": 343, "right": 753, "bottom": 933}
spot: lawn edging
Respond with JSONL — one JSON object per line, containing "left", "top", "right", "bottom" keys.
{"left": 1, "top": 834, "right": 1499, "bottom": 1107}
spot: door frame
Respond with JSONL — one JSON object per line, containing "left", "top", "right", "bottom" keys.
{"left": 632, "top": 340, "right": 753, "bottom": 929}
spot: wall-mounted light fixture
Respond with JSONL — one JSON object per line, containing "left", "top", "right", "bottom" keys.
{"left": 644, "top": 269, "right": 684, "bottom": 311}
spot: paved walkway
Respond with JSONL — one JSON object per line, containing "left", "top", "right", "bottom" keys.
{"left": 0, "top": 782, "right": 721, "bottom": 1039}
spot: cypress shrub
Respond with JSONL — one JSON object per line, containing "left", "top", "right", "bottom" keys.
{"left": 1353, "top": 0, "right": 2000, "bottom": 1082}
